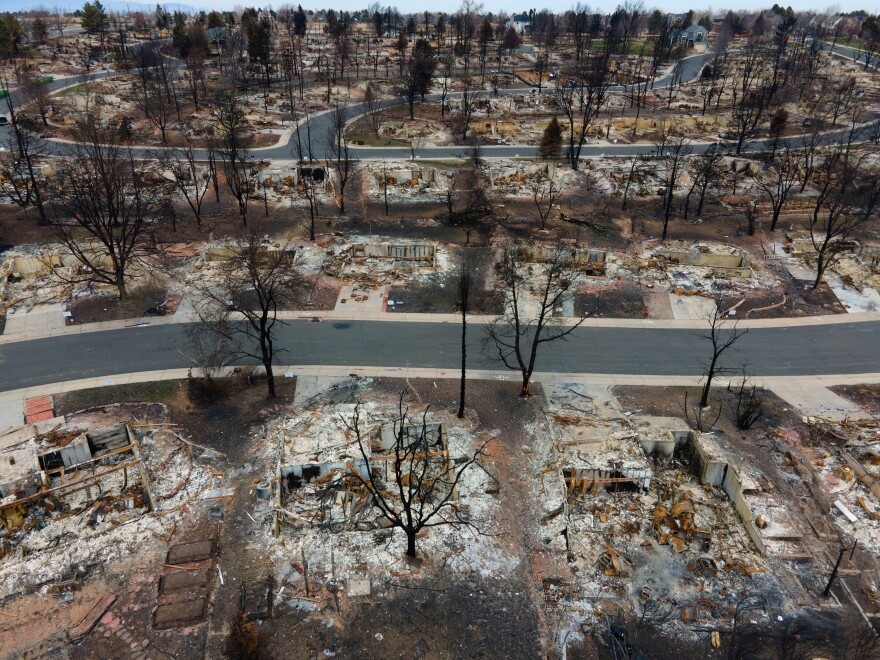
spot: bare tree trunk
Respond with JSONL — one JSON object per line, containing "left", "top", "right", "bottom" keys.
{"left": 458, "top": 264, "right": 470, "bottom": 418}
{"left": 700, "top": 356, "right": 717, "bottom": 408}
{"left": 813, "top": 251, "right": 827, "bottom": 290}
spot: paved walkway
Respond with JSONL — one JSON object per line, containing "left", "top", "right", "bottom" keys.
{"left": 0, "top": 399, "right": 24, "bottom": 432}
{"left": 0, "top": 364, "right": 876, "bottom": 433}
{"left": 766, "top": 382, "right": 870, "bottom": 421}
{"left": 3, "top": 307, "right": 880, "bottom": 345}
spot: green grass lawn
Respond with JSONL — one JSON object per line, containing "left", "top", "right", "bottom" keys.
{"left": 57, "top": 83, "right": 87, "bottom": 95}
{"left": 587, "top": 39, "right": 655, "bottom": 55}
{"left": 828, "top": 37, "right": 873, "bottom": 54}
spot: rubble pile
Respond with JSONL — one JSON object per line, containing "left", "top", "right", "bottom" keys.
{"left": 806, "top": 416, "right": 880, "bottom": 552}
{"left": 0, "top": 404, "right": 213, "bottom": 600}
{"left": 256, "top": 380, "right": 515, "bottom": 612}
{"left": 639, "top": 241, "right": 777, "bottom": 297}
{"left": 536, "top": 384, "right": 775, "bottom": 643}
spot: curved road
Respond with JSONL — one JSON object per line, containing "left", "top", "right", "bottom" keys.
{"left": 3, "top": 47, "right": 875, "bottom": 162}
{"left": 281, "top": 53, "right": 713, "bottom": 161}
{"left": 2, "top": 52, "right": 710, "bottom": 161}
{"left": 1, "top": 319, "right": 879, "bottom": 393}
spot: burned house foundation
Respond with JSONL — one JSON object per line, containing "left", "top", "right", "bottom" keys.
{"left": 0, "top": 422, "right": 155, "bottom": 561}
{"left": 273, "top": 404, "right": 450, "bottom": 536}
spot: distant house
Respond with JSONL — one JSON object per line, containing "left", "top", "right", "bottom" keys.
{"left": 206, "top": 26, "right": 232, "bottom": 49}
{"left": 670, "top": 24, "right": 707, "bottom": 48}
{"left": 506, "top": 13, "right": 531, "bottom": 34}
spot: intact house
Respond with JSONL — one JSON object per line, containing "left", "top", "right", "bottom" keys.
{"left": 671, "top": 25, "right": 708, "bottom": 48}
{"left": 506, "top": 13, "right": 531, "bottom": 34}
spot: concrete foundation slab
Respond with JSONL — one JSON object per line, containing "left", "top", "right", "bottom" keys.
{"left": 152, "top": 598, "right": 207, "bottom": 629}
{"left": 347, "top": 579, "right": 371, "bottom": 597}
{"left": 3, "top": 304, "right": 67, "bottom": 337}
{"left": 770, "top": 383, "right": 869, "bottom": 421}
{"left": 669, "top": 294, "right": 716, "bottom": 320}
{"left": 166, "top": 539, "right": 215, "bottom": 564}
{"left": 159, "top": 568, "right": 210, "bottom": 594}
{"left": 293, "top": 375, "right": 350, "bottom": 408}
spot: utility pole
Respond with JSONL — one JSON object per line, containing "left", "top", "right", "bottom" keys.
{"left": 823, "top": 542, "right": 857, "bottom": 597}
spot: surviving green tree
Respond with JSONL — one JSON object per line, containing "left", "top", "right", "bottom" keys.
{"left": 80, "top": 1, "right": 107, "bottom": 33}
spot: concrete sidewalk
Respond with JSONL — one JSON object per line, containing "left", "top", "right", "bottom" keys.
{"left": 3, "top": 306, "right": 879, "bottom": 345}
{"left": 0, "top": 365, "right": 877, "bottom": 430}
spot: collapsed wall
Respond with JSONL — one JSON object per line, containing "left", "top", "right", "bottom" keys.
{"left": 350, "top": 243, "right": 436, "bottom": 263}
{"left": 653, "top": 247, "right": 752, "bottom": 279}
{"left": 516, "top": 246, "right": 606, "bottom": 276}
{"left": 688, "top": 433, "right": 766, "bottom": 555}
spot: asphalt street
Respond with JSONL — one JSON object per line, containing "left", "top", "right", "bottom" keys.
{"left": 1, "top": 319, "right": 878, "bottom": 392}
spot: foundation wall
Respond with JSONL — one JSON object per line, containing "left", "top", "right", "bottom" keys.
{"left": 351, "top": 244, "right": 435, "bottom": 261}
{"left": 516, "top": 246, "right": 606, "bottom": 274}
{"left": 656, "top": 249, "right": 748, "bottom": 269}
{"left": 721, "top": 467, "right": 766, "bottom": 555}
{"left": 280, "top": 459, "right": 370, "bottom": 485}
{"left": 690, "top": 435, "right": 727, "bottom": 486}
{"left": 9, "top": 253, "right": 114, "bottom": 277}
{"left": 638, "top": 430, "right": 679, "bottom": 459}
{"left": 564, "top": 467, "right": 652, "bottom": 492}
{"left": 690, "top": 435, "right": 765, "bottom": 555}
{"left": 202, "top": 246, "right": 295, "bottom": 264}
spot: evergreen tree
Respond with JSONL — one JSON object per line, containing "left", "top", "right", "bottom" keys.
{"left": 502, "top": 26, "right": 521, "bottom": 51}
{"left": 155, "top": 4, "right": 170, "bottom": 29}
{"left": 31, "top": 17, "right": 49, "bottom": 45}
{"left": 539, "top": 116, "right": 563, "bottom": 160}
{"left": 293, "top": 5, "right": 307, "bottom": 36}
{"left": 0, "top": 13, "right": 24, "bottom": 58}
{"left": 172, "top": 11, "right": 189, "bottom": 57}
{"left": 412, "top": 38, "right": 436, "bottom": 99}
{"left": 80, "top": 2, "right": 107, "bottom": 33}
{"left": 187, "top": 22, "right": 209, "bottom": 58}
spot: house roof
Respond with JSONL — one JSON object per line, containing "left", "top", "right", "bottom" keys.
{"left": 206, "top": 27, "right": 231, "bottom": 43}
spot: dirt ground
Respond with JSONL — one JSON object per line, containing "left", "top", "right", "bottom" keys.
{"left": 67, "top": 286, "right": 180, "bottom": 324}
{"left": 829, "top": 384, "right": 880, "bottom": 416}
{"left": 612, "top": 383, "right": 804, "bottom": 438}
{"left": 576, "top": 281, "right": 646, "bottom": 318}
